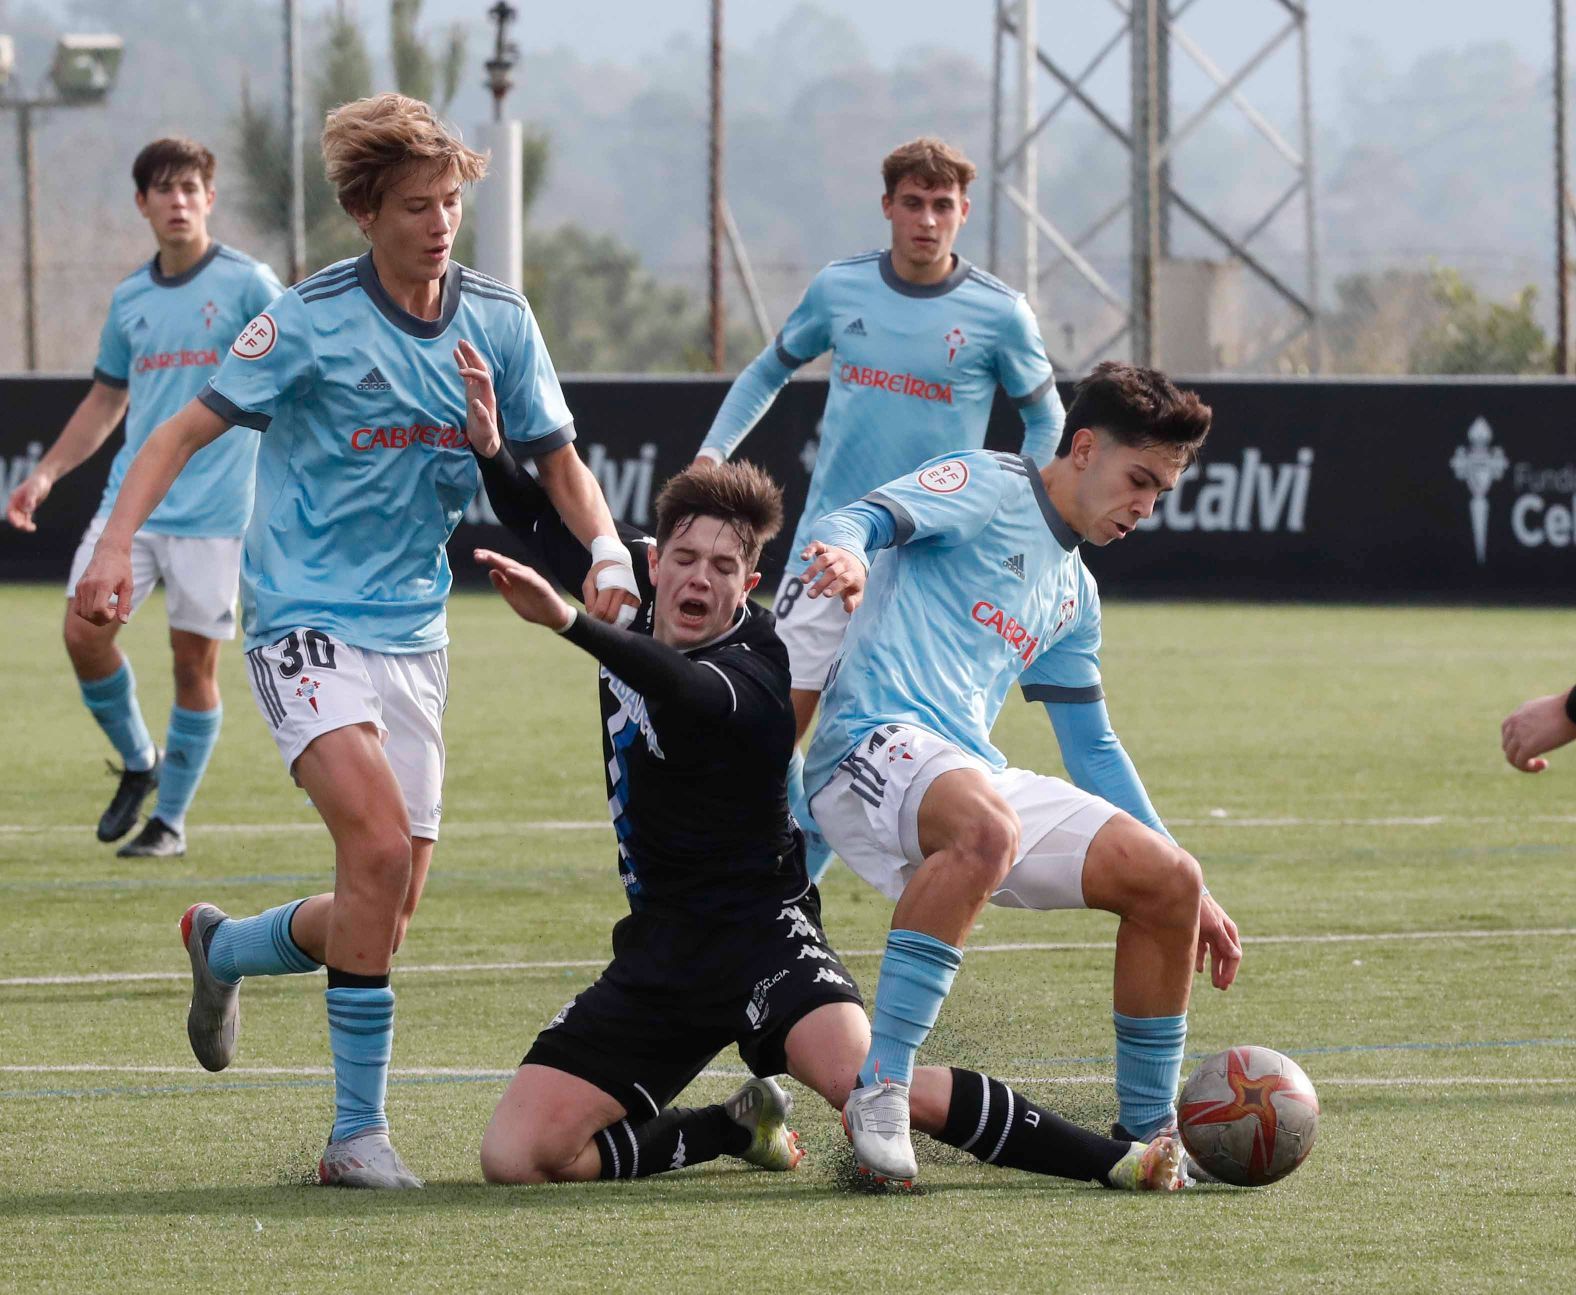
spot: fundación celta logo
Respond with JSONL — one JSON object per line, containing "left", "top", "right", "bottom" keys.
{"left": 1449, "top": 417, "right": 1508, "bottom": 565}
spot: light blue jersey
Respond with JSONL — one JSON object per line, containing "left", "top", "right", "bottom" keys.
{"left": 803, "top": 449, "right": 1103, "bottom": 800}
{"left": 94, "top": 243, "right": 283, "bottom": 536}
{"left": 200, "top": 254, "right": 574, "bottom": 654}
{"left": 701, "top": 250, "right": 1064, "bottom": 556}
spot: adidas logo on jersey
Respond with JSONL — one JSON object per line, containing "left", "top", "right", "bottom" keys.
{"left": 844, "top": 318, "right": 867, "bottom": 336}
{"left": 1003, "top": 553, "right": 1026, "bottom": 580}
{"left": 356, "top": 366, "right": 392, "bottom": 392}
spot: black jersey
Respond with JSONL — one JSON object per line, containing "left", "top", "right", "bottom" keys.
{"left": 477, "top": 446, "right": 806, "bottom": 920}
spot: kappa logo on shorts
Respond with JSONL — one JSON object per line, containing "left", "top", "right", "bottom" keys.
{"left": 813, "top": 967, "right": 853, "bottom": 989}
{"left": 547, "top": 998, "right": 576, "bottom": 1029}
{"left": 797, "top": 943, "right": 835, "bottom": 962}
{"left": 777, "top": 906, "right": 817, "bottom": 940}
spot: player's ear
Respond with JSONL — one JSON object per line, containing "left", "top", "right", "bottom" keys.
{"left": 646, "top": 544, "right": 660, "bottom": 586}
{"left": 881, "top": 191, "right": 894, "bottom": 221}
{"left": 958, "top": 193, "right": 971, "bottom": 223}
{"left": 134, "top": 189, "right": 149, "bottom": 219}
{"left": 742, "top": 570, "right": 762, "bottom": 599}
{"left": 1069, "top": 426, "right": 1097, "bottom": 468}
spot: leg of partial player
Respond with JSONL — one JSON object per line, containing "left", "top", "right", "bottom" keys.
{"left": 841, "top": 770, "right": 1012, "bottom": 1180}
{"left": 1071, "top": 814, "right": 1202, "bottom": 1142}
{"left": 120, "top": 629, "right": 223, "bottom": 858}
{"left": 787, "top": 687, "right": 836, "bottom": 884}
{"left": 481, "top": 1065, "right": 797, "bottom": 1185}
{"left": 782, "top": 1003, "right": 1180, "bottom": 1190}
{"left": 64, "top": 609, "right": 159, "bottom": 842}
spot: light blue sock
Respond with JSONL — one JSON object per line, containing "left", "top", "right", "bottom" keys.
{"left": 205, "top": 899, "right": 320, "bottom": 985}
{"left": 787, "top": 748, "right": 837, "bottom": 884}
{"left": 155, "top": 704, "right": 222, "bottom": 831}
{"left": 326, "top": 985, "right": 395, "bottom": 1142}
{"left": 1113, "top": 1010, "right": 1188, "bottom": 1139}
{"left": 79, "top": 662, "right": 155, "bottom": 772}
{"left": 858, "top": 929, "right": 963, "bottom": 1087}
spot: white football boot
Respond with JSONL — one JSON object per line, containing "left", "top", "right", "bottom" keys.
{"left": 842, "top": 1075, "right": 918, "bottom": 1185}
{"left": 318, "top": 1130, "right": 424, "bottom": 1189}
{"left": 724, "top": 1076, "right": 804, "bottom": 1171}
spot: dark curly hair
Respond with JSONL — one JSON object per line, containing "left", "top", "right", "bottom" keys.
{"left": 1055, "top": 361, "right": 1212, "bottom": 465}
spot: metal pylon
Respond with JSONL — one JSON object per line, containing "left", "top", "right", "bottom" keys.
{"left": 987, "top": 0, "right": 1320, "bottom": 374}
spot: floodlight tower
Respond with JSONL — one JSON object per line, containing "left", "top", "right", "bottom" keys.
{"left": 987, "top": 0, "right": 1319, "bottom": 375}
{"left": 1, "top": 32, "right": 124, "bottom": 371}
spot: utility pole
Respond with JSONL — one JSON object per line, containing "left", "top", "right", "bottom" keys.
{"left": 708, "top": 0, "right": 725, "bottom": 371}
{"left": 17, "top": 102, "right": 38, "bottom": 370}
{"left": 1556, "top": 0, "right": 1570, "bottom": 373}
{"left": 284, "top": 0, "right": 305, "bottom": 284}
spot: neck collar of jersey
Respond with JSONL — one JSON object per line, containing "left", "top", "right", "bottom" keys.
{"left": 679, "top": 604, "right": 748, "bottom": 655}
{"left": 879, "top": 249, "right": 972, "bottom": 298}
{"left": 1023, "top": 455, "right": 1082, "bottom": 550}
{"left": 149, "top": 241, "right": 221, "bottom": 288}
{"left": 357, "top": 251, "right": 461, "bottom": 339}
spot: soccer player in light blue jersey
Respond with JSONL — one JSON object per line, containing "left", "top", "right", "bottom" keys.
{"left": 694, "top": 138, "right": 1064, "bottom": 879}
{"left": 74, "top": 94, "right": 639, "bottom": 1189}
{"left": 7, "top": 138, "right": 283, "bottom": 858}
{"left": 798, "top": 364, "right": 1242, "bottom": 1184}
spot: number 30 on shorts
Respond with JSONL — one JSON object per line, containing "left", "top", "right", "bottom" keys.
{"left": 273, "top": 629, "right": 338, "bottom": 679}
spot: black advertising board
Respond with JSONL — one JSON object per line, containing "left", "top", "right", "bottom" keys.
{"left": 2, "top": 374, "right": 1572, "bottom": 602}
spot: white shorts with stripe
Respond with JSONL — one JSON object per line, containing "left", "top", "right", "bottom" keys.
{"left": 770, "top": 567, "right": 852, "bottom": 692}
{"left": 67, "top": 515, "right": 242, "bottom": 640}
{"left": 809, "top": 723, "right": 1119, "bottom": 908}
{"left": 245, "top": 627, "right": 448, "bottom": 838}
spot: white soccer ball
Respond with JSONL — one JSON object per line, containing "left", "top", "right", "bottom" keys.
{"left": 1178, "top": 1045, "right": 1320, "bottom": 1186}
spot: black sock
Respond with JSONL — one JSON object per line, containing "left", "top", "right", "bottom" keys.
{"left": 325, "top": 967, "right": 391, "bottom": 990}
{"left": 937, "top": 1067, "right": 1128, "bottom": 1184}
{"left": 595, "top": 1106, "right": 750, "bottom": 1180}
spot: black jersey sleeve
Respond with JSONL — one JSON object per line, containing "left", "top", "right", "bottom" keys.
{"left": 562, "top": 613, "right": 738, "bottom": 725}
{"left": 475, "top": 442, "right": 653, "bottom": 600}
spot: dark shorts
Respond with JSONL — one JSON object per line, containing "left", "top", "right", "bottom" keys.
{"left": 522, "top": 886, "right": 864, "bottom": 1120}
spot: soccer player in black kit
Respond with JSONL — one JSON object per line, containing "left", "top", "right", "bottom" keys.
{"left": 464, "top": 428, "right": 1183, "bottom": 1193}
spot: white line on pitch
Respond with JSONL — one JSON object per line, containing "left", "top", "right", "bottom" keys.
{"left": 0, "top": 1064, "right": 1568, "bottom": 1091}
{"left": 2, "top": 927, "right": 1571, "bottom": 989}
{"left": 7, "top": 813, "right": 1576, "bottom": 836}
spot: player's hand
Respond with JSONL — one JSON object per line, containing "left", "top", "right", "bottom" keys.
{"left": 72, "top": 542, "right": 134, "bottom": 626}
{"left": 1501, "top": 692, "right": 1576, "bottom": 772}
{"left": 1197, "top": 892, "right": 1241, "bottom": 991}
{"left": 800, "top": 541, "right": 866, "bottom": 613}
{"left": 454, "top": 338, "right": 501, "bottom": 458}
{"left": 583, "top": 559, "right": 641, "bottom": 627}
{"left": 6, "top": 471, "right": 53, "bottom": 532}
{"left": 474, "top": 548, "right": 573, "bottom": 630}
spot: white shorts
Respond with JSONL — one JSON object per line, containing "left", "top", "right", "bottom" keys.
{"left": 67, "top": 515, "right": 242, "bottom": 640}
{"left": 245, "top": 628, "right": 448, "bottom": 839}
{"left": 771, "top": 567, "right": 851, "bottom": 692}
{"left": 809, "top": 724, "right": 1121, "bottom": 908}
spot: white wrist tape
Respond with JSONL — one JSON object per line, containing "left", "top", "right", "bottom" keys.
{"left": 590, "top": 536, "right": 640, "bottom": 628}
{"left": 556, "top": 607, "right": 577, "bottom": 634}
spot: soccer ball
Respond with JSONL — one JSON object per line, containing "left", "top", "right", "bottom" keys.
{"left": 1178, "top": 1045, "right": 1320, "bottom": 1186}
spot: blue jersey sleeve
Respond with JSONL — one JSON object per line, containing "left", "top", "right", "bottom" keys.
{"left": 496, "top": 301, "right": 574, "bottom": 455}
{"left": 856, "top": 451, "right": 1008, "bottom": 549}
{"left": 249, "top": 263, "right": 287, "bottom": 313}
{"left": 93, "top": 294, "right": 130, "bottom": 388}
{"left": 775, "top": 270, "right": 833, "bottom": 368}
{"left": 996, "top": 296, "right": 1061, "bottom": 461}
{"left": 1019, "top": 566, "right": 1103, "bottom": 700}
{"left": 199, "top": 291, "right": 315, "bottom": 432}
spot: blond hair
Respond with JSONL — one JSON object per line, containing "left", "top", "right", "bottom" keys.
{"left": 321, "top": 93, "right": 488, "bottom": 217}
{"left": 880, "top": 137, "right": 977, "bottom": 196}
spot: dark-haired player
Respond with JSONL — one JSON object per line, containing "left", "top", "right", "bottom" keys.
{"left": 694, "top": 136, "right": 1065, "bottom": 881}
{"left": 465, "top": 444, "right": 1182, "bottom": 1194}
{"left": 6, "top": 138, "right": 283, "bottom": 856}
{"left": 800, "top": 363, "right": 1243, "bottom": 1183}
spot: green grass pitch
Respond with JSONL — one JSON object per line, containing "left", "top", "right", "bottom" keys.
{"left": 1, "top": 585, "right": 1572, "bottom": 1292}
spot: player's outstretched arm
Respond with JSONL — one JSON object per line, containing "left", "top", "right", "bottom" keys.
{"left": 694, "top": 344, "right": 797, "bottom": 464}
{"left": 5, "top": 380, "right": 129, "bottom": 532}
{"left": 1501, "top": 688, "right": 1576, "bottom": 772}
{"left": 533, "top": 445, "right": 641, "bottom": 626}
{"left": 800, "top": 498, "right": 903, "bottom": 612}
{"left": 474, "top": 548, "right": 738, "bottom": 724}
{"left": 72, "top": 398, "right": 229, "bottom": 625}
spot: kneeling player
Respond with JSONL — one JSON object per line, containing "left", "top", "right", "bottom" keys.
{"left": 465, "top": 434, "right": 1183, "bottom": 1192}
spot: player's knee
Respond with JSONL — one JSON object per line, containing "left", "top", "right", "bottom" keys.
{"left": 1136, "top": 844, "right": 1203, "bottom": 926}
{"left": 62, "top": 614, "right": 112, "bottom": 670}
{"left": 956, "top": 806, "right": 1018, "bottom": 892}
{"left": 341, "top": 832, "right": 413, "bottom": 903}
{"left": 480, "top": 1128, "right": 585, "bottom": 1185}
